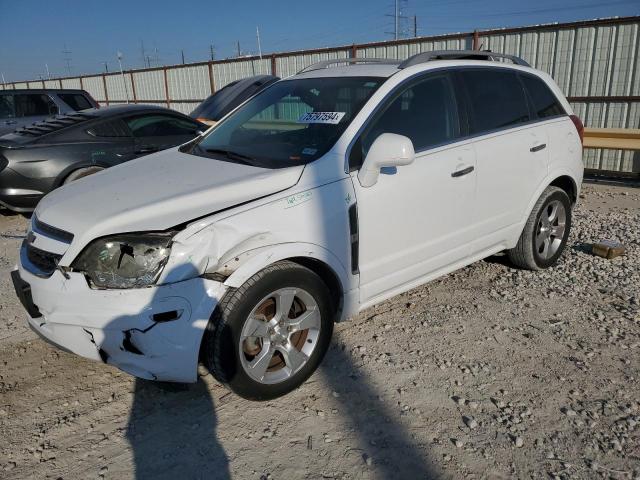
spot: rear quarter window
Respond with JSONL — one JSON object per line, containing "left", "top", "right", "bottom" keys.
{"left": 520, "top": 74, "right": 565, "bottom": 119}
{"left": 58, "top": 93, "right": 93, "bottom": 111}
{"left": 87, "top": 119, "right": 130, "bottom": 137}
{"left": 459, "top": 69, "right": 530, "bottom": 135}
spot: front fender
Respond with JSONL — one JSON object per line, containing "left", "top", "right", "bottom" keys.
{"left": 222, "top": 242, "right": 353, "bottom": 293}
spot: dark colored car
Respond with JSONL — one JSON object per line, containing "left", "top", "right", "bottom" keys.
{"left": 190, "top": 75, "right": 279, "bottom": 126}
{"left": 0, "top": 89, "right": 99, "bottom": 136}
{"left": 0, "top": 104, "right": 204, "bottom": 212}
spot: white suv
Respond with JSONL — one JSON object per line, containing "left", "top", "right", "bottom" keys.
{"left": 13, "top": 51, "right": 584, "bottom": 400}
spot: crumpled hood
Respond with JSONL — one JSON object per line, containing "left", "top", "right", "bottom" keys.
{"left": 35, "top": 147, "right": 303, "bottom": 258}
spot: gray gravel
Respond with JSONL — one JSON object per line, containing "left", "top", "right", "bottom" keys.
{"left": 0, "top": 182, "right": 638, "bottom": 479}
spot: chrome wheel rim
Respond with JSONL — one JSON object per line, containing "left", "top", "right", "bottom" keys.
{"left": 239, "top": 288, "right": 321, "bottom": 385}
{"left": 536, "top": 200, "right": 566, "bottom": 260}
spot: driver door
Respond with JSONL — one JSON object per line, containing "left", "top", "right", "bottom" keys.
{"left": 351, "top": 72, "right": 477, "bottom": 305}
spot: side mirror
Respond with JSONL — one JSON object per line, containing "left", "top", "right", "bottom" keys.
{"left": 357, "top": 133, "right": 415, "bottom": 188}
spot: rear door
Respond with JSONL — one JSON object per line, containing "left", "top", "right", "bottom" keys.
{"left": 457, "top": 68, "right": 549, "bottom": 255}
{"left": 14, "top": 93, "right": 59, "bottom": 130}
{"left": 124, "top": 113, "right": 202, "bottom": 156}
{"left": 0, "top": 94, "right": 16, "bottom": 135}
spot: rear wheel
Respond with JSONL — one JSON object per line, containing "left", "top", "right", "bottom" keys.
{"left": 508, "top": 186, "right": 572, "bottom": 270}
{"left": 63, "top": 166, "right": 104, "bottom": 184}
{"left": 202, "top": 261, "right": 335, "bottom": 400}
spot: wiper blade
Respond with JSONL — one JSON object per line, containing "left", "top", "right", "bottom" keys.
{"left": 204, "top": 148, "right": 256, "bottom": 165}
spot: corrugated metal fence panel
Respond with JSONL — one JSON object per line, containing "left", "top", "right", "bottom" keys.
{"left": 571, "top": 100, "right": 640, "bottom": 172}
{"left": 43, "top": 79, "right": 58, "bottom": 89}
{"left": 213, "top": 59, "right": 271, "bottom": 88}
{"left": 276, "top": 50, "right": 351, "bottom": 78}
{"left": 167, "top": 102, "right": 194, "bottom": 115}
{"left": 358, "top": 36, "right": 472, "bottom": 60}
{"left": 105, "top": 73, "right": 133, "bottom": 102}
{"left": 60, "top": 78, "right": 81, "bottom": 89}
{"left": 133, "top": 70, "right": 165, "bottom": 101}
{"left": 610, "top": 23, "right": 639, "bottom": 96}
{"left": 82, "top": 76, "right": 106, "bottom": 102}
{"left": 167, "top": 64, "right": 211, "bottom": 100}
{"left": 13, "top": 82, "right": 28, "bottom": 89}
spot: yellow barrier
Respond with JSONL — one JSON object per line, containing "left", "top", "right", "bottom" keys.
{"left": 583, "top": 128, "right": 640, "bottom": 150}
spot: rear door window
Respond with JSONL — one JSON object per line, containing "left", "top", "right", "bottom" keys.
{"left": 520, "top": 74, "right": 565, "bottom": 119}
{"left": 14, "top": 94, "right": 58, "bottom": 117}
{"left": 125, "top": 114, "right": 200, "bottom": 137}
{"left": 0, "top": 95, "right": 15, "bottom": 118}
{"left": 58, "top": 93, "right": 93, "bottom": 111}
{"left": 459, "top": 69, "right": 530, "bottom": 134}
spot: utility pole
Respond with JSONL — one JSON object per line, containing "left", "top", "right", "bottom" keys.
{"left": 45, "top": 64, "right": 51, "bottom": 80}
{"left": 62, "top": 43, "right": 73, "bottom": 75}
{"left": 140, "top": 39, "right": 146, "bottom": 68}
{"left": 413, "top": 16, "right": 417, "bottom": 37}
{"left": 102, "top": 61, "right": 109, "bottom": 73}
{"left": 117, "top": 51, "right": 130, "bottom": 104}
{"left": 1, "top": 73, "right": 6, "bottom": 85}
{"left": 237, "top": 41, "right": 241, "bottom": 57}
{"left": 181, "top": 50, "right": 185, "bottom": 64}
{"left": 256, "top": 26, "right": 262, "bottom": 59}
{"left": 209, "top": 44, "right": 216, "bottom": 61}
{"left": 395, "top": 0, "right": 399, "bottom": 40}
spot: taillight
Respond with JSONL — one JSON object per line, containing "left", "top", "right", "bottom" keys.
{"left": 569, "top": 114, "right": 584, "bottom": 145}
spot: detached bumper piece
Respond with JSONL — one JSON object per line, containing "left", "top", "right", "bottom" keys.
{"left": 11, "top": 270, "right": 41, "bottom": 318}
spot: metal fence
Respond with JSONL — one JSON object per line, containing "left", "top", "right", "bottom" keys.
{"left": 2, "top": 16, "right": 639, "bottom": 173}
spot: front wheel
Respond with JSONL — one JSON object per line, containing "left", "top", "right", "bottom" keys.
{"left": 508, "top": 186, "right": 572, "bottom": 270}
{"left": 202, "top": 261, "right": 335, "bottom": 400}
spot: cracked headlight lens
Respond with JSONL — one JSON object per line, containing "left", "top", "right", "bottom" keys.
{"left": 72, "top": 233, "right": 173, "bottom": 289}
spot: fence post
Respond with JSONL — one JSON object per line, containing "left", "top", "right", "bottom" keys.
{"left": 102, "top": 74, "right": 109, "bottom": 105}
{"left": 473, "top": 30, "right": 480, "bottom": 50}
{"left": 208, "top": 62, "right": 215, "bottom": 94}
{"left": 350, "top": 44, "right": 357, "bottom": 58}
{"left": 163, "top": 67, "right": 170, "bottom": 108}
{"left": 79, "top": 76, "right": 84, "bottom": 91}
{"left": 271, "top": 55, "right": 277, "bottom": 76}
{"left": 41, "top": 79, "right": 45, "bottom": 88}
{"left": 130, "top": 72, "right": 137, "bottom": 104}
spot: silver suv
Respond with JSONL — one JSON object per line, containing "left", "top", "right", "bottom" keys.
{"left": 0, "top": 89, "right": 99, "bottom": 136}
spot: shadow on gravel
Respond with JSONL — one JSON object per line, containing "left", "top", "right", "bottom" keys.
{"left": 126, "top": 378, "right": 230, "bottom": 480}
{"left": 320, "top": 344, "right": 440, "bottom": 479}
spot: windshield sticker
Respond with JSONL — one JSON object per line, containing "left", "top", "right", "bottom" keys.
{"left": 302, "top": 147, "right": 317, "bottom": 155}
{"left": 298, "top": 111, "right": 345, "bottom": 125}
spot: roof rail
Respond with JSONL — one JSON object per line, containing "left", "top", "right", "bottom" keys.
{"left": 298, "top": 58, "right": 399, "bottom": 74}
{"left": 398, "top": 50, "right": 530, "bottom": 68}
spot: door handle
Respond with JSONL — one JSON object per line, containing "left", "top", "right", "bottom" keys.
{"left": 530, "top": 143, "right": 546, "bottom": 153}
{"left": 451, "top": 166, "right": 474, "bottom": 178}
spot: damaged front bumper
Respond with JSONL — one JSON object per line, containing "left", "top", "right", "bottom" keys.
{"left": 13, "top": 266, "right": 226, "bottom": 382}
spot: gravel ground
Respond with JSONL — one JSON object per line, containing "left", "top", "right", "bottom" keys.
{"left": 0, "top": 182, "right": 638, "bottom": 480}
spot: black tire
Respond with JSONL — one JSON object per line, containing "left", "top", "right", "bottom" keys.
{"left": 508, "top": 186, "right": 572, "bottom": 270}
{"left": 202, "top": 261, "right": 335, "bottom": 401}
{"left": 63, "top": 166, "right": 104, "bottom": 184}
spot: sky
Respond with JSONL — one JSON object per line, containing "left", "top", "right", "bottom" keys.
{"left": 1, "top": 0, "right": 638, "bottom": 82}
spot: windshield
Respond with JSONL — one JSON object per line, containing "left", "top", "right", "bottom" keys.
{"left": 189, "top": 76, "right": 383, "bottom": 168}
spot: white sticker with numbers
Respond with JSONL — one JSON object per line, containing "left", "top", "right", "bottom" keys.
{"left": 297, "top": 111, "right": 346, "bottom": 124}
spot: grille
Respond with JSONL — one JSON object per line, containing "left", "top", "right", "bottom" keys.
{"left": 32, "top": 215, "right": 74, "bottom": 243}
{"left": 23, "top": 242, "right": 62, "bottom": 277}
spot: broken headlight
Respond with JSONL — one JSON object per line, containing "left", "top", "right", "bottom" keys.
{"left": 72, "top": 234, "right": 173, "bottom": 289}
